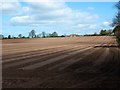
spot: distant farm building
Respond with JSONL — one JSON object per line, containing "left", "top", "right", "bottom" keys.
{"left": 70, "top": 34, "right": 77, "bottom": 37}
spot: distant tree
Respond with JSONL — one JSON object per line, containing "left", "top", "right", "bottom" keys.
{"left": 13, "top": 37, "right": 17, "bottom": 39}
{"left": 94, "top": 32, "right": 97, "bottom": 36}
{"left": 63, "top": 34, "right": 67, "bottom": 37}
{"left": 42, "top": 32, "right": 46, "bottom": 38}
{"left": 61, "top": 35, "right": 65, "bottom": 37}
{"left": 8, "top": 35, "right": 11, "bottom": 39}
{"left": 18, "top": 34, "right": 22, "bottom": 38}
{"left": 22, "top": 36, "right": 25, "bottom": 38}
{"left": 100, "top": 29, "right": 113, "bottom": 36}
{"left": 31, "top": 30, "right": 36, "bottom": 38}
{"left": 49, "top": 32, "right": 58, "bottom": 37}
{"left": 4, "top": 37, "right": 8, "bottom": 39}
{"left": 107, "top": 29, "right": 113, "bottom": 35}
{"left": 48, "top": 33, "right": 52, "bottom": 37}
{"left": 29, "top": 30, "right": 36, "bottom": 38}
{"left": 100, "top": 30, "right": 106, "bottom": 35}
{"left": 37, "top": 34, "right": 41, "bottom": 38}
{"left": 52, "top": 32, "right": 58, "bottom": 37}
{"left": 45, "top": 33, "right": 51, "bottom": 37}
{"left": 47, "top": 32, "right": 58, "bottom": 37}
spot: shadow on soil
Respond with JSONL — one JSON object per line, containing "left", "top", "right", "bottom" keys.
{"left": 94, "top": 45, "right": 120, "bottom": 48}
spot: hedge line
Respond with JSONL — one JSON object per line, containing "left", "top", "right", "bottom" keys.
{"left": 116, "top": 37, "right": 120, "bottom": 46}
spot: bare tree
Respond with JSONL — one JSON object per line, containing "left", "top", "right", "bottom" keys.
{"left": 29, "top": 30, "right": 36, "bottom": 38}
{"left": 37, "top": 34, "right": 41, "bottom": 38}
{"left": 42, "top": 32, "right": 46, "bottom": 38}
{"left": 112, "top": 1, "right": 120, "bottom": 27}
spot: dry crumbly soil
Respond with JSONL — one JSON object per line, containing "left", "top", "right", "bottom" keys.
{"left": 2, "top": 36, "right": 120, "bottom": 88}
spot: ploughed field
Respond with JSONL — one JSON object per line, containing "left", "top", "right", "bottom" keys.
{"left": 2, "top": 36, "right": 120, "bottom": 88}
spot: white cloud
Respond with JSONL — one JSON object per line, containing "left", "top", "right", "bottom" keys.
{"left": 10, "top": 1, "right": 99, "bottom": 26}
{"left": 74, "top": 24, "right": 100, "bottom": 30}
{"left": 10, "top": 15, "right": 59, "bottom": 25}
{"left": 103, "top": 21, "right": 111, "bottom": 26}
{"left": 3, "top": 0, "right": 100, "bottom": 34}
{"left": 0, "top": 1, "right": 21, "bottom": 15}
{"left": 10, "top": 16, "right": 32, "bottom": 25}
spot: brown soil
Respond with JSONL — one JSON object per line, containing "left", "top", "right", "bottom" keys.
{"left": 2, "top": 36, "right": 120, "bottom": 88}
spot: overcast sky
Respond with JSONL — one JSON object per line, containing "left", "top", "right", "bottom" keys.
{"left": 0, "top": 0, "right": 117, "bottom": 36}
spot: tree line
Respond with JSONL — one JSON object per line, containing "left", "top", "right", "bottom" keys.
{"left": 84, "top": 29, "right": 113, "bottom": 36}
{"left": 0, "top": 30, "right": 67, "bottom": 39}
{"left": 0, "top": 29, "right": 114, "bottom": 40}
{"left": 112, "top": 1, "right": 120, "bottom": 45}
{"left": 28, "top": 30, "right": 60, "bottom": 38}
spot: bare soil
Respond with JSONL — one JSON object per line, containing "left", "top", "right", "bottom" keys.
{"left": 2, "top": 36, "right": 120, "bottom": 88}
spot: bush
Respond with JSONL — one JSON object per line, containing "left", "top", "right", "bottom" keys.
{"left": 116, "top": 37, "right": 120, "bottom": 46}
